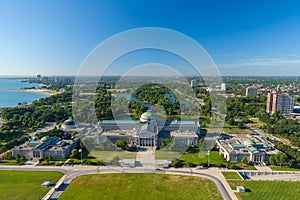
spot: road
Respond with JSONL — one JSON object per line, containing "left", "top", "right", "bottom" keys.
{"left": 0, "top": 165, "right": 237, "bottom": 200}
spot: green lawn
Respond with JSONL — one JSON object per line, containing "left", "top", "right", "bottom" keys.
{"left": 222, "top": 172, "right": 242, "bottom": 180}
{"left": 179, "top": 149, "right": 256, "bottom": 170}
{"left": 0, "top": 170, "right": 63, "bottom": 200}
{"left": 222, "top": 123, "right": 252, "bottom": 134}
{"left": 89, "top": 150, "right": 137, "bottom": 162}
{"left": 227, "top": 180, "right": 300, "bottom": 200}
{"left": 0, "top": 160, "right": 19, "bottom": 166}
{"left": 270, "top": 165, "right": 300, "bottom": 171}
{"left": 60, "top": 173, "right": 222, "bottom": 200}
{"left": 155, "top": 149, "right": 183, "bottom": 160}
{"left": 248, "top": 117, "right": 266, "bottom": 128}
{"left": 181, "top": 150, "right": 227, "bottom": 166}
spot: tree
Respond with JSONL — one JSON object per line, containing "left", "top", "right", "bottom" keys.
{"left": 160, "top": 138, "right": 173, "bottom": 148}
{"left": 276, "top": 152, "right": 288, "bottom": 166}
{"left": 70, "top": 149, "right": 78, "bottom": 158}
{"left": 71, "top": 130, "right": 78, "bottom": 136}
{"left": 237, "top": 122, "right": 243, "bottom": 129}
{"left": 269, "top": 156, "right": 275, "bottom": 165}
{"left": 198, "top": 138, "right": 204, "bottom": 149}
{"left": 241, "top": 156, "right": 248, "bottom": 164}
{"left": 110, "top": 156, "right": 120, "bottom": 165}
{"left": 115, "top": 139, "right": 128, "bottom": 150}
{"left": 171, "top": 159, "right": 184, "bottom": 168}
{"left": 15, "top": 153, "right": 20, "bottom": 164}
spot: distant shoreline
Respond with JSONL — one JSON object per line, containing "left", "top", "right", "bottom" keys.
{"left": 21, "top": 88, "right": 58, "bottom": 96}
{"left": 0, "top": 88, "right": 57, "bottom": 96}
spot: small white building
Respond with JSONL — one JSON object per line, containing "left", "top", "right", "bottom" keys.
{"left": 236, "top": 186, "right": 245, "bottom": 192}
{"left": 41, "top": 181, "right": 51, "bottom": 187}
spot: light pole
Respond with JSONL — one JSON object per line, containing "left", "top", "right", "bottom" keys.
{"left": 79, "top": 148, "right": 82, "bottom": 165}
{"left": 207, "top": 150, "right": 210, "bottom": 168}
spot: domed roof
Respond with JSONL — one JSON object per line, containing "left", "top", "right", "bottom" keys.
{"left": 140, "top": 110, "right": 157, "bottom": 122}
{"left": 41, "top": 136, "right": 51, "bottom": 142}
{"left": 63, "top": 119, "right": 75, "bottom": 125}
{"left": 243, "top": 139, "right": 255, "bottom": 145}
{"left": 141, "top": 111, "right": 156, "bottom": 118}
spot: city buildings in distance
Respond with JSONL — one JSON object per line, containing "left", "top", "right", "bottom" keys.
{"left": 266, "top": 86, "right": 294, "bottom": 115}
{"left": 246, "top": 86, "right": 258, "bottom": 97}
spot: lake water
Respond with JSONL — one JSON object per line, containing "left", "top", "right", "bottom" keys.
{"left": 116, "top": 92, "right": 190, "bottom": 108}
{"left": 0, "top": 79, "right": 49, "bottom": 108}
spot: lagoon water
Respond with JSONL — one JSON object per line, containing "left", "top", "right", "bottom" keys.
{"left": 0, "top": 79, "right": 49, "bottom": 108}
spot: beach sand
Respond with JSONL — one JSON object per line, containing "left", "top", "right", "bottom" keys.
{"left": 22, "top": 88, "right": 58, "bottom": 95}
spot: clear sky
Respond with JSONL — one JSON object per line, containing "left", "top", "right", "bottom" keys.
{"left": 0, "top": 0, "right": 300, "bottom": 76}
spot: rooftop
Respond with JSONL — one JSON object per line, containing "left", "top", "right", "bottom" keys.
{"left": 100, "top": 120, "right": 139, "bottom": 125}
{"left": 41, "top": 136, "right": 52, "bottom": 142}
{"left": 216, "top": 134, "right": 277, "bottom": 155}
{"left": 63, "top": 119, "right": 76, "bottom": 125}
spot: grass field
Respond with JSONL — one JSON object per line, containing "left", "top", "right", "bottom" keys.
{"left": 248, "top": 117, "right": 266, "bottom": 128}
{"left": 0, "top": 160, "right": 19, "bottom": 166}
{"left": 222, "top": 122, "right": 252, "bottom": 134}
{"left": 89, "top": 150, "right": 137, "bottom": 162}
{"left": 159, "top": 148, "right": 256, "bottom": 170}
{"left": 155, "top": 149, "right": 182, "bottom": 160}
{"left": 60, "top": 173, "right": 222, "bottom": 200}
{"left": 227, "top": 180, "right": 300, "bottom": 200}
{"left": 270, "top": 165, "right": 300, "bottom": 171}
{"left": 0, "top": 170, "right": 63, "bottom": 200}
{"left": 222, "top": 171, "right": 300, "bottom": 200}
{"left": 182, "top": 150, "right": 226, "bottom": 165}
{"left": 222, "top": 172, "right": 242, "bottom": 180}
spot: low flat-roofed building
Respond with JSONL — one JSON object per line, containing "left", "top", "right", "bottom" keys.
{"left": 99, "top": 120, "right": 140, "bottom": 130}
{"left": 170, "top": 130, "right": 199, "bottom": 147}
{"left": 102, "top": 129, "right": 136, "bottom": 146}
{"left": 12, "top": 135, "right": 80, "bottom": 159}
{"left": 216, "top": 134, "right": 278, "bottom": 163}
{"left": 161, "top": 120, "right": 199, "bottom": 132}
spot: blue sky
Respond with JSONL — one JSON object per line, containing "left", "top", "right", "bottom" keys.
{"left": 0, "top": 0, "right": 300, "bottom": 76}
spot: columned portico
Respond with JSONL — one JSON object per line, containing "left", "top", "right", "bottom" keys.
{"left": 137, "top": 137, "right": 156, "bottom": 147}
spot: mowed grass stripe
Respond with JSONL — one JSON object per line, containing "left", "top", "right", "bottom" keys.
{"left": 228, "top": 180, "right": 300, "bottom": 200}
{"left": 60, "top": 173, "right": 222, "bottom": 200}
{"left": 222, "top": 172, "right": 242, "bottom": 180}
{"left": 0, "top": 170, "right": 63, "bottom": 200}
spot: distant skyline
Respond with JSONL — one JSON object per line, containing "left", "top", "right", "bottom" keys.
{"left": 1, "top": 0, "right": 300, "bottom": 76}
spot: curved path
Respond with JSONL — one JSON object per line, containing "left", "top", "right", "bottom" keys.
{"left": 0, "top": 166, "right": 236, "bottom": 200}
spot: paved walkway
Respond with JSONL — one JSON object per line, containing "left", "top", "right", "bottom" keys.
{"left": 240, "top": 170, "right": 300, "bottom": 182}
{"left": 135, "top": 148, "right": 155, "bottom": 169}
{"left": 254, "top": 165, "right": 273, "bottom": 172}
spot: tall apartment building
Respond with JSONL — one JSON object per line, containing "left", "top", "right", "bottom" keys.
{"left": 266, "top": 90, "right": 294, "bottom": 115}
{"left": 190, "top": 80, "right": 196, "bottom": 87}
{"left": 221, "top": 83, "right": 226, "bottom": 91}
{"left": 37, "top": 74, "right": 42, "bottom": 81}
{"left": 246, "top": 87, "right": 257, "bottom": 97}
